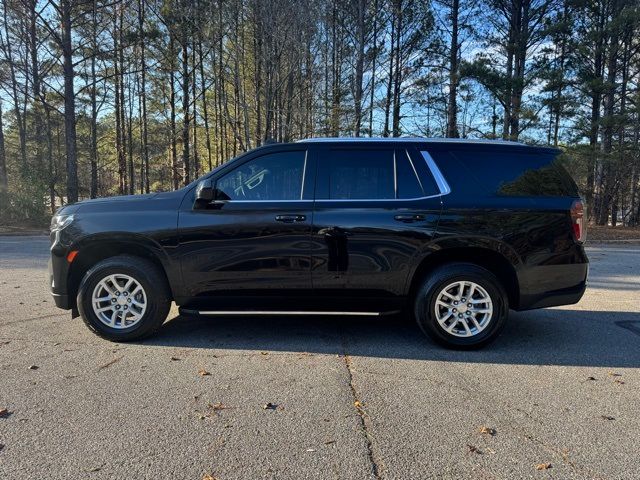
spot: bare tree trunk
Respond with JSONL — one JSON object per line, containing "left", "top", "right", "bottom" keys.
{"left": 383, "top": 8, "right": 396, "bottom": 137}
{"left": 1, "top": 2, "right": 27, "bottom": 175}
{"left": 27, "top": 0, "right": 44, "bottom": 172}
{"left": 138, "top": 0, "right": 150, "bottom": 193}
{"left": 192, "top": 43, "right": 200, "bottom": 178}
{"left": 369, "top": 0, "right": 379, "bottom": 136}
{"left": 353, "top": 0, "right": 366, "bottom": 136}
{"left": 89, "top": 0, "right": 98, "bottom": 198}
{"left": 169, "top": 35, "right": 179, "bottom": 190}
{"left": 391, "top": 0, "right": 402, "bottom": 137}
{"left": 127, "top": 73, "right": 135, "bottom": 195}
{"left": 446, "top": 0, "right": 459, "bottom": 138}
{"left": 181, "top": 34, "right": 191, "bottom": 185}
{"left": 198, "top": 41, "right": 213, "bottom": 171}
{"left": 0, "top": 102, "right": 7, "bottom": 193}
{"left": 114, "top": 7, "right": 126, "bottom": 194}
{"left": 61, "top": 0, "right": 78, "bottom": 202}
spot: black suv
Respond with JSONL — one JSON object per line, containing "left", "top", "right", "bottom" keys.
{"left": 49, "top": 138, "right": 588, "bottom": 348}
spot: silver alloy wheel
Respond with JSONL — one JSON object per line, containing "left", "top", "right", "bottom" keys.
{"left": 434, "top": 280, "right": 493, "bottom": 337}
{"left": 91, "top": 274, "right": 147, "bottom": 329}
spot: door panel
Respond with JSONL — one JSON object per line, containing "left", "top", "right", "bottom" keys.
{"left": 311, "top": 201, "right": 440, "bottom": 295}
{"left": 177, "top": 147, "right": 315, "bottom": 303}
{"left": 179, "top": 201, "right": 313, "bottom": 297}
{"left": 311, "top": 146, "right": 442, "bottom": 297}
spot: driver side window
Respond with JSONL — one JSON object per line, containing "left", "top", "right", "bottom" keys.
{"left": 216, "top": 151, "right": 306, "bottom": 201}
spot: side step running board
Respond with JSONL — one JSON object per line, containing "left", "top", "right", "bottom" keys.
{"left": 180, "top": 309, "right": 400, "bottom": 317}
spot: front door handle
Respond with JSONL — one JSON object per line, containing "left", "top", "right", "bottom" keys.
{"left": 394, "top": 214, "right": 426, "bottom": 223}
{"left": 275, "top": 214, "right": 306, "bottom": 223}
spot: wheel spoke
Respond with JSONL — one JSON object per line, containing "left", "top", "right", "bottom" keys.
{"left": 462, "top": 319, "right": 472, "bottom": 336}
{"left": 469, "top": 316, "right": 482, "bottom": 330}
{"left": 467, "top": 283, "right": 476, "bottom": 299}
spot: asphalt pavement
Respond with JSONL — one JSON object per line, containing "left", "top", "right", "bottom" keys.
{"left": 0, "top": 236, "right": 638, "bottom": 479}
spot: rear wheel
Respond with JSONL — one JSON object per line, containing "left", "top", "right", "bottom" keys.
{"left": 414, "top": 262, "right": 508, "bottom": 349}
{"left": 77, "top": 255, "right": 171, "bottom": 341}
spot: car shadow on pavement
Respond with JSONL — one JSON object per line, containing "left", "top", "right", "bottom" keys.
{"left": 139, "top": 307, "right": 640, "bottom": 368}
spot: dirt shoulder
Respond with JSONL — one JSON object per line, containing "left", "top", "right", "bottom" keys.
{"left": 587, "top": 225, "right": 640, "bottom": 244}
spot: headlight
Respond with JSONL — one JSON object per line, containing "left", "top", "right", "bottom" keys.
{"left": 50, "top": 214, "right": 74, "bottom": 232}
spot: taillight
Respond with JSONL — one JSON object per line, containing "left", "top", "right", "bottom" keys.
{"left": 570, "top": 200, "right": 585, "bottom": 243}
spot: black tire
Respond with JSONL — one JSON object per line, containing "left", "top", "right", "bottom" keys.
{"left": 77, "top": 255, "right": 171, "bottom": 341}
{"left": 414, "top": 262, "right": 508, "bottom": 349}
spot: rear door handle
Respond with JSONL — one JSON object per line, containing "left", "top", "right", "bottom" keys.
{"left": 394, "top": 214, "right": 425, "bottom": 223}
{"left": 275, "top": 214, "right": 306, "bottom": 223}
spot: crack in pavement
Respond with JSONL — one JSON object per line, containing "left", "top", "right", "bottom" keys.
{"left": 340, "top": 334, "right": 383, "bottom": 480}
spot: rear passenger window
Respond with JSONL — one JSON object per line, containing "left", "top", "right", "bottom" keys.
{"left": 449, "top": 149, "right": 579, "bottom": 197}
{"left": 327, "top": 150, "right": 395, "bottom": 199}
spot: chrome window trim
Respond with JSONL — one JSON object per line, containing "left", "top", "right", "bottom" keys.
{"left": 421, "top": 150, "right": 451, "bottom": 195}
{"left": 406, "top": 149, "right": 425, "bottom": 193}
{"left": 213, "top": 149, "right": 451, "bottom": 204}
{"left": 300, "top": 150, "right": 308, "bottom": 200}
{"left": 393, "top": 150, "right": 398, "bottom": 199}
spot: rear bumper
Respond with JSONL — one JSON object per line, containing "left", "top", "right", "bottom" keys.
{"left": 516, "top": 281, "right": 586, "bottom": 310}
{"left": 516, "top": 261, "right": 588, "bottom": 311}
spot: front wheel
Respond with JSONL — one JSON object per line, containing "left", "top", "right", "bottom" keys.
{"left": 414, "top": 263, "right": 508, "bottom": 349}
{"left": 77, "top": 255, "right": 171, "bottom": 341}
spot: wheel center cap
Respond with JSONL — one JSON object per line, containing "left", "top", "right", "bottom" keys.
{"left": 117, "top": 296, "right": 127, "bottom": 306}
{"left": 457, "top": 304, "right": 468, "bottom": 314}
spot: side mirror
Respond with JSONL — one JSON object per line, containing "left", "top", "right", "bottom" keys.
{"left": 194, "top": 180, "right": 230, "bottom": 209}
{"left": 195, "top": 179, "right": 215, "bottom": 202}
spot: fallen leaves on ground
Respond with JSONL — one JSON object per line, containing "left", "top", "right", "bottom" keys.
{"left": 260, "top": 351, "right": 269, "bottom": 355}
{"left": 263, "top": 402, "right": 279, "bottom": 410}
{"left": 601, "top": 415, "right": 615, "bottom": 421}
{"left": 608, "top": 371, "right": 622, "bottom": 377}
{"left": 324, "top": 440, "right": 336, "bottom": 445}
{"left": 479, "top": 426, "right": 496, "bottom": 436}
{"left": 467, "top": 444, "right": 482, "bottom": 454}
{"left": 0, "top": 408, "right": 9, "bottom": 418}
{"left": 0, "top": 443, "right": 4, "bottom": 451}
{"left": 535, "top": 463, "right": 552, "bottom": 470}
{"left": 28, "top": 365, "right": 38, "bottom": 370}
{"left": 98, "top": 356, "right": 123, "bottom": 370}
{"left": 586, "top": 376, "right": 597, "bottom": 381}
{"left": 614, "top": 379, "right": 625, "bottom": 385}
{"left": 202, "top": 474, "right": 218, "bottom": 480}
{"left": 198, "top": 368, "right": 211, "bottom": 376}
{"left": 170, "top": 356, "right": 181, "bottom": 361}
{"left": 354, "top": 400, "right": 363, "bottom": 409}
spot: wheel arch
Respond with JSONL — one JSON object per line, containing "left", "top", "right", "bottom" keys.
{"left": 407, "top": 242, "right": 521, "bottom": 309}
{"left": 67, "top": 234, "right": 176, "bottom": 309}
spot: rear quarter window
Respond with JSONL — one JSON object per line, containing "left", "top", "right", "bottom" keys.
{"left": 445, "top": 148, "right": 579, "bottom": 197}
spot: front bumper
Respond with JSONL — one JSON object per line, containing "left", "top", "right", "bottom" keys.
{"left": 49, "top": 236, "right": 72, "bottom": 311}
{"left": 52, "top": 292, "right": 70, "bottom": 309}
